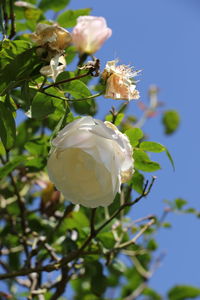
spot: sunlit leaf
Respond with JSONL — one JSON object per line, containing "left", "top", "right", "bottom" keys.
{"left": 162, "top": 110, "right": 180, "bottom": 135}
{"left": 168, "top": 285, "right": 200, "bottom": 300}
{"left": 133, "top": 149, "right": 161, "bottom": 172}
{"left": 57, "top": 8, "right": 91, "bottom": 28}
{"left": 125, "top": 128, "right": 143, "bottom": 147}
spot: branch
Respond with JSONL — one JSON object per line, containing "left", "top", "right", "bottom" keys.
{"left": 115, "top": 219, "right": 155, "bottom": 249}
{"left": 49, "top": 266, "right": 69, "bottom": 300}
{"left": 95, "top": 177, "right": 156, "bottom": 235}
{"left": 0, "top": 177, "right": 156, "bottom": 281}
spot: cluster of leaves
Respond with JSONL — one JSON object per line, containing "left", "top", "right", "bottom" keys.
{"left": 0, "top": 0, "right": 197, "bottom": 300}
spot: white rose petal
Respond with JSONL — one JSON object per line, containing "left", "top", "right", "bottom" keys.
{"left": 47, "top": 116, "right": 134, "bottom": 208}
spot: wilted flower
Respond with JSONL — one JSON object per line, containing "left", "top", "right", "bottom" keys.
{"left": 102, "top": 60, "right": 140, "bottom": 101}
{"left": 72, "top": 16, "right": 112, "bottom": 54}
{"left": 47, "top": 117, "right": 134, "bottom": 208}
{"left": 40, "top": 54, "right": 66, "bottom": 81}
{"left": 30, "top": 23, "right": 72, "bottom": 52}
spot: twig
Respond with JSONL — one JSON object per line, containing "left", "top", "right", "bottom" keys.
{"left": 116, "top": 219, "right": 155, "bottom": 249}
{"left": 124, "top": 282, "right": 147, "bottom": 300}
{"left": 96, "top": 177, "right": 156, "bottom": 235}
{"left": 132, "top": 214, "right": 155, "bottom": 224}
{"left": 43, "top": 243, "right": 60, "bottom": 262}
{"left": 132, "top": 256, "right": 151, "bottom": 279}
{"left": 42, "top": 90, "right": 103, "bottom": 102}
{"left": 42, "top": 71, "right": 91, "bottom": 91}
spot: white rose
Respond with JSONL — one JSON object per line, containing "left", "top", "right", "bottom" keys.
{"left": 47, "top": 117, "right": 134, "bottom": 208}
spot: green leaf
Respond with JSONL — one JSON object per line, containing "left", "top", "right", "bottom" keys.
{"left": 60, "top": 211, "right": 89, "bottom": 234}
{"left": 15, "top": 119, "right": 40, "bottom": 150}
{"left": 0, "top": 43, "right": 41, "bottom": 96}
{"left": 146, "top": 239, "right": 158, "bottom": 251}
{"left": 168, "top": 285, "right": 200, "bottom": 300}
{"left": 85, "top": 261, "right": 107, "bottom": 296}
{"left": 60, "top": 79, "right": 91, "bottom": 99}
{"left": 133, "top": 149, "right": 161, "bottom": 172}
{"left": 39, "top": 0, "right": 70, "bottom": 12}
{"left": 65, "top": 46, "right": 77, "bottom": 65}
{"left": 97, "top": 232, "right": 115, "bottom": 249}
{"left": 125, "top": 128, "right": 143, "bottom": 147}
{"left": 175, "top": 198, "right": 188, "bottom": 210}
{"left": 105, "top": 113, "right": 124, "bottom": 126}
{"left": 140, "top": 141, "right": 165, "bottom": 153}
{"left": 162, "top": 110, "right": 180, "bottom": 135}
{"left": 57, "top": 8, "right": 91, "bottom": 28}
{"left": 25, "top": 157, "right": 45, "bottom": 171}
{"left": 114, "top": 113, "right": 124, "bottom": 126}
{"left": 31, "top": 92, "right": 55, "bottom": 119}
{"left": 162, "top": 222, "right": 172, "bottom": 228}
{"left": 0, "top": 102, "right": 16, "bottom": 150}
{"left": 21, "top": 82, "right": 37, "bottom": 111}
{"left": 0, "top": 141, "right": 5, "bottom": 155}
{"left": 24, "top": 8, "right": 42, "bottom": 21}
{"left": 56, "top": 78, "right": 96, "bottom": 115}
{"left": 0, "top": 156, "right": 25, "bottom": 181}
{"left": 25, "top": 137, "right": 49, "bottom": 157}
{"left": 143, "top": 288, "right": 162, "bottom": 300}
{"left": 130, "top": 170, "right": 144, "bottom": 194}
{"left": 140, "top": 142, "right": 175, "bottom": 170}
{"left": 165, "top": 147, "right": 175, "bottom": 171}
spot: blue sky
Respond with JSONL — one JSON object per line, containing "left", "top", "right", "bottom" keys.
{"left": 67, "top": 0, "right": 200, "bottom": 295}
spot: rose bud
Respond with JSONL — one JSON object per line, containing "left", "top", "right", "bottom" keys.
{"left": 47, "top": 117, "right": 134, "bottom": 208}
{"left": 30, "top": 23, "right": 72, "bottom": 52}
{"left": 102, "top": 60, "right": 140, "bottom": 101}
{"left": 72, "top": 16, "right": 112, "bottom": 55}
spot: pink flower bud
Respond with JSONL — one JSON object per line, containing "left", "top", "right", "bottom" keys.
{"left": 72, "top": 16, "right": 112, "bottom": 54}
